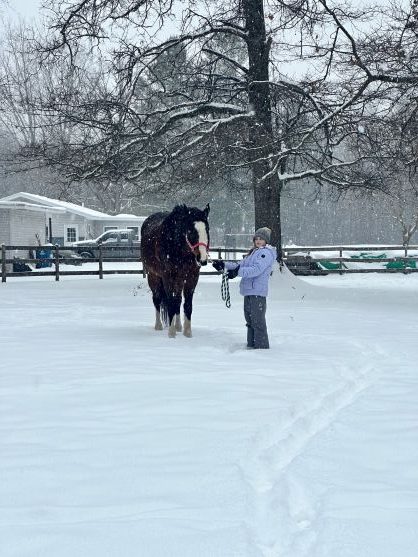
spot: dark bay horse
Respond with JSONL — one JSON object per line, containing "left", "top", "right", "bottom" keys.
{"left": 140, "top": 204, "right": 210, "bottom": 338}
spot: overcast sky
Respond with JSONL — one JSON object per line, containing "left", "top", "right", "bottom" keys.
{"left": 3, "top": 0, "right": 41, "bottom": 21}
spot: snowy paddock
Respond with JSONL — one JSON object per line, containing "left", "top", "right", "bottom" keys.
{"left": 1, "top": 268, "right": 418, "bottom": 557}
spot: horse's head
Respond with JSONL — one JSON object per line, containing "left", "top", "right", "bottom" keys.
{"left": 172, "top": 203, "right": 210, "bottom": 266}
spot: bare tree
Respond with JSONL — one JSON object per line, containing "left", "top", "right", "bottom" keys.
{"left": 0, "top": 21, "right": 134, "bottom": 209}
{"left": 0, "top": 23, "right": 46, "bottom": 152}
{"left": 32, "top": 0, "right": 418, "bottom": 253}
{"left": 388, "top": 185, "right": 418, "bottom": 253}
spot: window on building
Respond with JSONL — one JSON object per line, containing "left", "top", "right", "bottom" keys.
{"left": 127, "top": 226, "right": 139, "bottom": 240}
{"left": 66, "top": 227, "right": 77, "bottom": 243}
{"left": 104, "top": 226, "right": 118, "bottom": 232}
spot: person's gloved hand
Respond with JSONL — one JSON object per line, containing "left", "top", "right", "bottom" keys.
{"left": 212, "top": 259, "right": 225, "bottom": 272}
{"left": 227, "top": 267, "right": 239, "bottom": 280}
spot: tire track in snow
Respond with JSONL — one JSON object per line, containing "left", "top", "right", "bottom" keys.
{"left": 240, "top": 358, "right": 379, "bottom": 557}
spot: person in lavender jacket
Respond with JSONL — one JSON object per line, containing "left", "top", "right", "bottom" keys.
{"left": 213, "top": 227, "right": 277, "bottom": 349}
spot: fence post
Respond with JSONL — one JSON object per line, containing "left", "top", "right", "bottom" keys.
{"left": 98, "top": 245, "right": 103, "bottom": 279}
{"left": 1, "top": 244, "right": 6, "bottom": 283}
{"left": 339, "top": 248, "right": 343, "bottom": 275}
{"left": 54, "top": 245, "right": 60, "bottom": 281}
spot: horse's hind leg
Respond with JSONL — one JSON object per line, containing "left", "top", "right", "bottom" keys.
{"left": 147, "top": 273, "right": 164, "bottom": 330}
{"left": 183, "top": 271, "right": 199, "bottom": 338}
{"left": 155, "top": 309, "right": 164, "bottom": 330}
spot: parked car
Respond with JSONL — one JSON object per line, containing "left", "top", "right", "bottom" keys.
{"left": 72, "top": 229, "right": 141, "bottom": 259}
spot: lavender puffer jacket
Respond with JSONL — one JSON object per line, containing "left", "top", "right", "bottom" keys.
{"left": 225, "top": 245, "right": 277, "bottom": 297}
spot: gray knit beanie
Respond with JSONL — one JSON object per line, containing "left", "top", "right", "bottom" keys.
{"left": 253, "top": 227, "right": 272, "bottom": 243}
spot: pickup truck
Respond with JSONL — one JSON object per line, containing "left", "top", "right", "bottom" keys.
{"left": 71, "top": 229, "right": 141, "bottom": 259}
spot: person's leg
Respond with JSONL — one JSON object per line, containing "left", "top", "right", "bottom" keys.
{"left": 244, "top": 296, "right": 255, "bottom": 348}
{"left": 250, "top": 296, "right": 269, "bottom": 349}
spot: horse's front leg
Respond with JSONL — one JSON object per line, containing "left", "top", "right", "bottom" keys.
{"left": 164, "top": 279, "right": 183, "bottom": 338}
{"left": 183, "top": 272, "right": 199, "bottom": 338}
{"left": 168, "top": 296, "right": 183, "bottom": 337}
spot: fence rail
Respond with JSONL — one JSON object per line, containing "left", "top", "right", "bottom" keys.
{"left": 282, "top": 244, "right": 418, "bottom": 275}
{"left": 2, "top": 243, "right": 418, "bottom": 282}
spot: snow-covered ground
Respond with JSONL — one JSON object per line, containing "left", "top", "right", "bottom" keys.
{"left": 1, "top": 268, "right": 417, "bottom": 557}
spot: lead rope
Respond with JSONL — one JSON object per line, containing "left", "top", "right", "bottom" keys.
{"left": 221, "top": 271, "right": 231, "bottom": 308}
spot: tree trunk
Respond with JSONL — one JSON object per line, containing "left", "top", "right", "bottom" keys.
{"left": 243, "top": 0, "right": 282, "bottom": 259}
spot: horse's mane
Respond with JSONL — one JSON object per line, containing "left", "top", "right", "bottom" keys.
{"left": 160, "top": 204, "right": 209, "bottom": 260}
{"left": 169, "top": 204, "right": 208, "bottom": 221}
{"left": 163, "top": 205, "right": 208, "bottom": 234}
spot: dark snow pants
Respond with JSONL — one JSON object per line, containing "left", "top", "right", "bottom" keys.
{"left": 244, "top": 295, "right": 269, "bottom": 349}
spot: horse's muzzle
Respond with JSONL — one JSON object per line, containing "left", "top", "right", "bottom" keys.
{"left": 200, "top": 259, "right": 208, "bottom": 266}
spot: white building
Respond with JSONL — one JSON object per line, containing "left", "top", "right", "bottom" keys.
{"left": 0, "top": 192, "right": 147, "bottom": 247}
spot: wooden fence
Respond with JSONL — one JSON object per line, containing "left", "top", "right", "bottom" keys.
{"left": 2, "top": 243, "right": 418, "bottom": 282}
{"left": 283, "top": 245, "right": 418, "bottom": 275}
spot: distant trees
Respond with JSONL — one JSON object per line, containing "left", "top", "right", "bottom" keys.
{"left": 0, "top": 22, "right": 133, "bottom": 209}
{"left": 387, "top": 183, "right": 418, "bottom": 252}
{"left": 348, "top": 80, "right": 418, "bottom": 250}
{"left": 0, "top": 23, "right": 47, "bottom": 158}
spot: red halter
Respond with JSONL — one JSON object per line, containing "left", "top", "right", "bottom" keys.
{"left": 186, "top": 235, "right": 209, "bottom": 252}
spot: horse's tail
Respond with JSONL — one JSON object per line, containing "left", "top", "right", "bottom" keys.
{"left": 159, "top": 289, "right": 170, "bottom": 327}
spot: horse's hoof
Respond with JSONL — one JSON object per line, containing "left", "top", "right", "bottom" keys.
{"left": 174, "top": 315, "right": 182, "bottom": 332}
{"left": 168, "top": 326, "right": 176, "bottom": 338}
{"left": 183, "top": 318, "right": 192, "bottom": 337}
{"left": 155, "top": 323, "right": 163, "bottom": 331}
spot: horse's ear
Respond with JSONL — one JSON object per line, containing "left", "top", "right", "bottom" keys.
{"left": 203, "top": 203, "right": 210, "bottom": 218}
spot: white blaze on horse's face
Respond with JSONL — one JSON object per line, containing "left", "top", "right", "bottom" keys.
{"left": 194, "top": 221, "right": 209, "bottom": 264}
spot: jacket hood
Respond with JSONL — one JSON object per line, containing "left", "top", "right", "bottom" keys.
{"left": 264, "top": 244, "right": 277, "bottom": 261}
